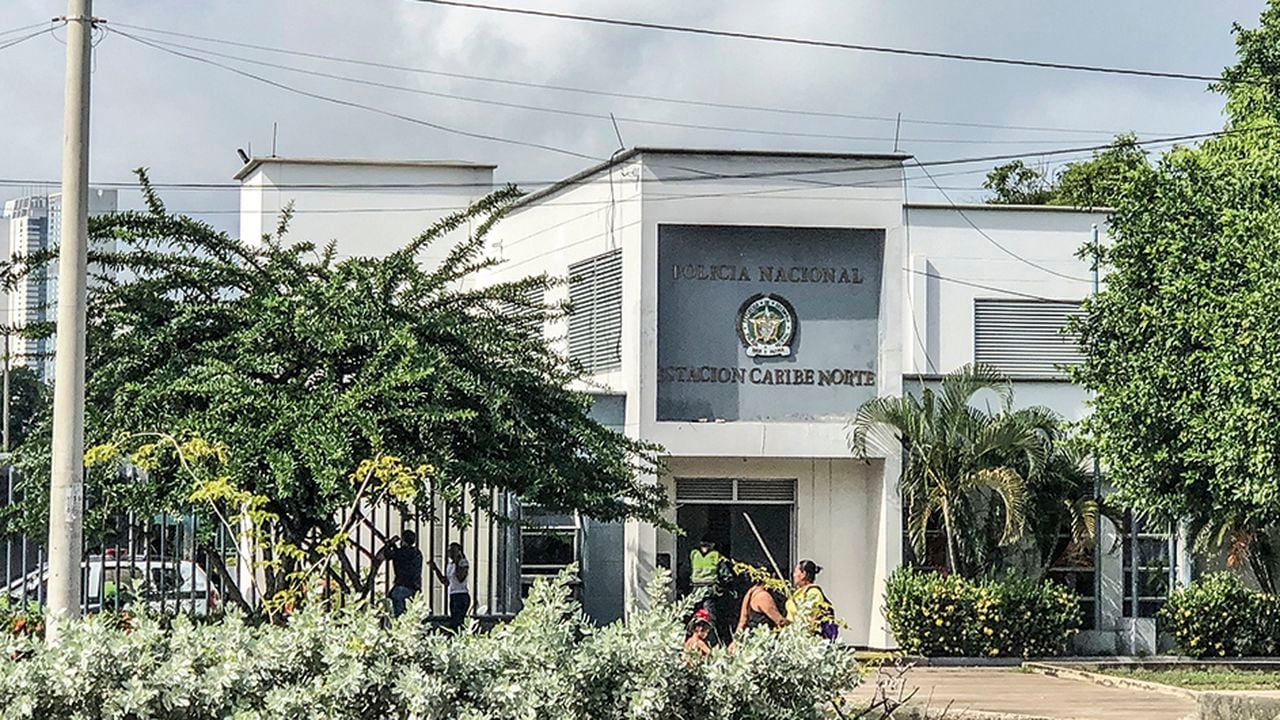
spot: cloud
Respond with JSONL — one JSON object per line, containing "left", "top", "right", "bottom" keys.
{"left": 0, "top": 0, "right": 1264, "bottom": 234}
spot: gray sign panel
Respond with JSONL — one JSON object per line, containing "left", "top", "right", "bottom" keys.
{"left": 657, "top": 225, "right": 883, "bottom": 422}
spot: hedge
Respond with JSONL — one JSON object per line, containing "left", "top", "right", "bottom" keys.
{"left": 883, "top": 568, "right": 1081, "bottom": 657}
{"left": 1162, "top": 573, "right": 1280, "bottom": 657}
{"left": 0, "top": 570, "right": 859, "bottom": 720}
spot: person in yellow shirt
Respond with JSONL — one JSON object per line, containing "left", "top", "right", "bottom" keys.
{"left": 689, "top": 538, "right": 725, "bottom": 643}
{"left": 786, "top": 559, "right": 837, "bottom": 640}
{"left": 689, "top": 538, "right": 723, "bottom": 590}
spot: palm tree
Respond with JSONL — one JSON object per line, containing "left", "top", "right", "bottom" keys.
{"left": 849, "top": 364, "right": 1054, "bottom": 577}
{"left": 1021, "top": 438, "right": 1102, "bottom": 577}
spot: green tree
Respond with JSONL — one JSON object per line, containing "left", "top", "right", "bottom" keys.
{"left": 2, "top": 364, "right": 48, "bottom": 451}
{"left": 1071, "top": 3, "right": 1280, "bottom": 564}
{"left": 1, "top": 180, "right": 665, "bottom": 598}
{"left": 982, "top": 160, "right": 1055, "bottom": 205}
{"left": 850, "top": 364, "right": 1054, "bottom": 577}
{"left": 984, "top": 133, "right": 1151, "bottom": 207}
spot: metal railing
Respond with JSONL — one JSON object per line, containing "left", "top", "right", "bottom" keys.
{"left": 2, "top": 466, "right": 523, "bottom": 620}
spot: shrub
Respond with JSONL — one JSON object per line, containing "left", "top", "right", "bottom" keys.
{"left": 0, "top": 569, "right": 860, "bottom": 719}
{"left": 1162, "top": 573, "right": 1280, "bottom": 657}
{"left": 0, "top": 597, "right": 42, "bottom": 643}
{"left": 883, "top": 568, "right": 1081, "bottom": 657}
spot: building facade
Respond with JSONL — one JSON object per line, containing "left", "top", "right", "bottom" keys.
{"left": 236, "top": 157, "right": 495, "bottom": 272}
{"left": 234, "top": 148, "right": 1167, "bottom": 650}
{"left": 481, "top": 147, "right": 1137, "bottom": 649}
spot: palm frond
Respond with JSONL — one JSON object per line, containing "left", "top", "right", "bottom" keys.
{"left": 971, "top": 466, "right": 1027, "bottom": 546}
{"left": 937, "top": 363, "right": 1012, "bottom": 422}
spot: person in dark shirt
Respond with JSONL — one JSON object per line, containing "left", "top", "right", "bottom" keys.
{"left": 379, "top": 530, "right": 423, "bottom": 617}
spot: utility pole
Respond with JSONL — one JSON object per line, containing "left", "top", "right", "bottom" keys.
{"left": 3, "top": 331, "right": 11, "bottom": 454}
{"left": 45, "top": 0, "right": 95, "bottom": 640}
{"left": 1090, "top": 222, "right": 1103, "bottom": 632}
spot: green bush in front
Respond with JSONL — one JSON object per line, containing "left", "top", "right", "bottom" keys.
{"left": 0, "top": 570, "right": 860, "bottom": 720}
{"left": 1162, "top": 573, "right": 1280, "bottom": 657}
{"left": 883, "top": 568, "right": 1081, "bottom": 657}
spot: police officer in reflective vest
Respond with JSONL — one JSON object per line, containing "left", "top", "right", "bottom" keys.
{"left": 689, "top": 538, "right": 724, "bottom": 643}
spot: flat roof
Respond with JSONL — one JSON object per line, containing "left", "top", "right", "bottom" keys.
{"left": 905, "top": 201, "right": 1112, "bottom": 214}
{"left": 511, "top": 146, "right": 912, "bottom": 211}
{"left": 234, "top": 156, "right": 497, "bottom": 181}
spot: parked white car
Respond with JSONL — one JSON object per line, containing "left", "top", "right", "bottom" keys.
{"left": 4, "top": 555, "right": 221, "bottom": 615}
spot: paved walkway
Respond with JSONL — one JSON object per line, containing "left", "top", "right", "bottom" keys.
{"left": 851, "top": 668, "right": 1197, "bottom": 720}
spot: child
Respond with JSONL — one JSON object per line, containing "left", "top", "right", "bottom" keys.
{"left": 684, "top": 617, "right": 713, "bottom": 657}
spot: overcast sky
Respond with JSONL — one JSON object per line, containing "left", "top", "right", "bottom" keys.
{"left": 0, "top": 0, "right": 1267, "bottom": 236}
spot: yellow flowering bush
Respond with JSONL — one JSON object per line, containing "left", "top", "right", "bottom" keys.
{"left": 1162, "top": 573, "right": 1280, "bottom": 657}
{"left": 883, "top": 568, "right": 1081, "bottom": 657}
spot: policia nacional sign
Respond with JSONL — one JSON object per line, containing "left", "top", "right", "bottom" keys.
{"left": 656, "top": 225, "right": 883, "bottom": 423}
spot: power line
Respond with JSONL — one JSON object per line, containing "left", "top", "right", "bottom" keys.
{"left": 414, "top": 0, "right": 1227, "bottom": 83}
{"left": 0, "top": 21, "right": 55, "bottom": 38}
{"left": 493, "top": 205, "right": 1079, "bottom": 302}
{"left": 130, "top": 185, "right": 994, "bottom": 216}
{"left": 125, "top": 34, "right": 1125, "bottom": 148}
{"left": 0, "top": 26, "right": 54, "bottom": 52}
{"left": 0, "top": 125, "right": 1267, "bottom": 193}
{"left": 113, "top": 21, "right": 1182, "bottom": 138}
{"left": 110, "top": 29, "right": 602, "bottom": 162}
{"left": 903, "top": 267, "right": 1062, "bottom": 302}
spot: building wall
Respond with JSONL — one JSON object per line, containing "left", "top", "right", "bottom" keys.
{"left": 903, "top": 204, "right": 1105, "bottom": 376}
{"left": 632, "top": 154, "right": 906, "bottom": 647}
{"left": 237, "top": 160, "right": 495, "bottom": 272}
{"left": 489, "top": 156, "right": 643, "bottom": 397}
{"left": 481, "top": 152, "right": 1122, "bottom": 649}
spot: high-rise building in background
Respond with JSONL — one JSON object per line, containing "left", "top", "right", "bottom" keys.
{"left": 2, "top": 189, "right": 117, "bottom": 381}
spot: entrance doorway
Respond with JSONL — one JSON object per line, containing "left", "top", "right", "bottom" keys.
{"left": 676, "top": 503, "right": 794, "bottom": 591}
{"left": 675, "top": 478, "right": 795, "bottom": 645}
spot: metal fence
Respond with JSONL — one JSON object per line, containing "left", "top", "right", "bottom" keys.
{"left": 2, "top": 466, "right": 522, "bottom": 620}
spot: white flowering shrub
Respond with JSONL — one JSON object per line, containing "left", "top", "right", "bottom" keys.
{"left": 0, "top": 569, "right": 860, "bottom": 720}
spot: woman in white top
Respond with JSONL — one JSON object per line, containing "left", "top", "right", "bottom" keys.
{"left": 430, "top": 542, "right": 470, "bottom": 631}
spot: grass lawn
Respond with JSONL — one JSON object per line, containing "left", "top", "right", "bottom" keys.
{"left": 1097, "top": 668, "right": 1280, "bottom": 691}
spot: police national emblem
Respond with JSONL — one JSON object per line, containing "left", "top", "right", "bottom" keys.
{"left": 737, "top": 294, "right": 797, "bottom": 357}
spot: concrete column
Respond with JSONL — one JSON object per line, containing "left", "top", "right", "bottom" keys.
{"left": 868, "top": 454, "right": 903, "bottom": 649}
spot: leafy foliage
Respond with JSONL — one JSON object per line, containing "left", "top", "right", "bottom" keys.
{"left": 1070, "top": 4, "right": 1280, "bottom": 550}
{"left": 882, "top": 568, "right": 1081, "bottom": 658}
{"left": 983, "top": 133, "right": 1152, "bottom": 207}
{"left": 0, "top": 365, "right": 46, "bottom": 451}
{"left": 851, "top": 364, "right": 1094, "bottom": 577}
{"left": 1162, "top": 573, "right": 1280, "bottom": 658}
{"left": 0, "top": 179, "right": 666, "bottom": 598}
{"left": 0, "top": 570, "right": 861, "bottom": 720}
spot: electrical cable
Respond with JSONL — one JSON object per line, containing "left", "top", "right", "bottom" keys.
{"left": 413, "top": 0, "right": 1228, "bottom": 83}
{"left": 0, "top": 125, "right": 1268, "bottom": 193}
{"left": 0, "top": 21, "right": 55, "bottom": 38}
{"left": 124, "top": 34, "right": 1124, "bottom": 148}
{"left": 914, "top": 159, "right": 1092, "bottom": 282}
{"left": 110, "top": 28, "right": 602, "bottom": 162}
{"left": 0, "top": 26, "right": 54, "bottom": 52}
{"left": 492, "top": 205, "right": 1076, "bottom": 302}
{"left": 111, "top": 21, "right": 1183, "bottom": 138}
{"left": 903, "top": 268, "right": 1063, "bottom": 302}
{"left": 902, "top": 179, "right": 939, "bottom": 375}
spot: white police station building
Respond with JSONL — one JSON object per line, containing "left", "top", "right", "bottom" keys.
{"left": 481, "top": 147, "right": 1139, "bottom": 650}
{"left": 239, "top": 148, "right": 1157, "bottom": 652}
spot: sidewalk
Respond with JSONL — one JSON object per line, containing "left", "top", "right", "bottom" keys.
{"left": 851, "top": 667, "right": 1197, "bottom": 720}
